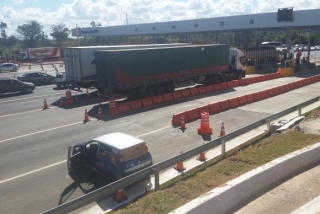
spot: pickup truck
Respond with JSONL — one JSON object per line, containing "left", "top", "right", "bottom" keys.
{"left": 67, "top": 132, "right": 153, "bottom": 180}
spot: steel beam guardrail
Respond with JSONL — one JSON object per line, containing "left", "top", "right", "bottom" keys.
{"left": 43, "top": 95, "right": 320, "bottom": 214}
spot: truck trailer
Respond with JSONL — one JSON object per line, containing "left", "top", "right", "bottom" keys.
{"left": 17, "top": 47, "right": 60, "bottom": 61}
{"left": 64, "top": 43, "right": 190, "bottom": 89}
{"left": 94, "top": 44, "right": 245, "bottom": 98}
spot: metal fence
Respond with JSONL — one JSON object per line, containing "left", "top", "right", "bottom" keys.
{"left": 43, "top": 96, "right": 320, "bottom": 214}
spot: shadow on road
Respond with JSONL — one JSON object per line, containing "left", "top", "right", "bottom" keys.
{"left": 59, "top": 167, "right": 113, "bottom": 205}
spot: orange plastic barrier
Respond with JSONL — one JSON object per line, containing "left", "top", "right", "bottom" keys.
{"left": 129, "top": 100, "right": 143, "bottom": 111}
{"left": 213, "top": 84, "right": 221, "bottom": 91}
{"left": 239, "top": 78, "right": 246, "bottom": 86}
{"left": 205, "top": 85, "right": 214, "bottom": 92}
{"left": 228, "top": 97, "right": 239, "bottom": 109}
{"left": 306, "top": 78, "right": 313, "bottom": 85}
{"left": 255, "top": 76, "right": 262, "bottom": 82}
{"left": 172, "top": 112, "right": 187, "bottom": 127}
{"left": 197, "top": 112, "right": 212, "bottom": 135}
{"left": 261, "top": 75, "right": 267, "bottom": 81}
{"left": 219, "top": 100, "right": 231, "bottom": 112}
{"left": 227, "top": 81, "right": 234, "bottom": 88}
{"left": 108, "top": 97, "right": 119, "bottom": 115}
{"left": 172, "top": 91, "right": 183, "bottom": 100}
{"left": 259, "top": 90, "right": 269, "bottom": 99}
{"left": 244, "top": 78, "right": 252, "bottom": 85}
{"left": 284, "top": 84, "right": 291, "bottom": 91}
{"left": 233, "top": 80, "right": 240, "bottom": 87}
{"left": 293, "top": 81, "right": 300, "bottom": 89}
{"left": 141, "top": 97, "right": 154, "bottom": 108}
{"left": 198, "top": 86, "right": 207, "bottom": 94}
{"left": 278, "top": 85, "right": 286, "bottom": 94}
{"left": 208, "top": 102, "right": 221, "bottom": 115}
{"left": 276, "top": 72, "right": 283, "bottom": 78}
{"left": 181, "top": 88, "right": 191, "bottom": 98}
{"left": 245, "top": 93, "right": 256, "bottom": 103}
{"left": 189, "top": 87, "right": 199, "bottom": 96}
{"left": 250, "top": 77, "right": 257, "bottom": 84}
{"left": 237, "top": 95, "right": 248, "bottom": 106}
{"left": 220, "top": 82, "right": 228, "bottom": 90}
{"left": 253, "top": 92, "right": 262, "bottom": 101}
{"left": 198, "top": 105, "right": 210, "bottom": 115}
{"left": 266, "top": 88, "right": 275, "bottom": 97}
{"left": 265, "top": 74, "right": 272, "bottom": 80}
{"left": 185, "top": 108, "right": 200, "bottom": 122}
{"left": 287, "top": 82, "right": 295, "bottom": 90}
{"left": 117, "top": 103, "right": 131, "bottom": 113}
{"left": 162, "top": 93, "right": 174, "bottom": 102}
{"left": 152, "top": 95, "right": 164, "bottom": 105}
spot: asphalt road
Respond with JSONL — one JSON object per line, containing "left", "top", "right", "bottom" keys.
{"left": 0, "top": 66, "right": 320, "bottom": 214}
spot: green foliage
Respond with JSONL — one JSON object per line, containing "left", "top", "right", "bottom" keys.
{"left": 50, "top": 23, "right": 70, "bottom": 45}
{"left": 16, "top": 21, "right": 47, "bottom": 48}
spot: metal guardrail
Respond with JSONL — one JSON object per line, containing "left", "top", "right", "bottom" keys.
{"left": 43, "top": 96, "right": 320, "bottom": 214}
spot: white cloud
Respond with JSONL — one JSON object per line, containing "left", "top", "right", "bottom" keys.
{"left": 1, "top": 0, "right": 320, "bottom": 38}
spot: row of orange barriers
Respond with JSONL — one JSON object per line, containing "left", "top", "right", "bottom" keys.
{"left": 111, "top": 73, "right": 283, "bottom": 115}
{"left": 171, "top": 74, "right": 320, "bottom": 127}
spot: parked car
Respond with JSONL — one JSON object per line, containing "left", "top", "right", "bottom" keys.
{"left": 0, "top": 63, "right": 19, "bottom": 73}
{"left": 67, "top": 132, "right": 153, "bottom": 180}
{"left": 17, "top": 72, "right": 55, "bottom": 85}
{"left": 0, "top": 77, "right": 35, "bottom": 96}
{"left": 55, "top": 71, "right": 69, "bottom": 88}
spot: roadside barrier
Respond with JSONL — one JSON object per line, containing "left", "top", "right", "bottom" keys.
{"left": 141, "top": 97, "right": 154, "bottom": 108}
{"left": 205, "top": 85, "right": 214, "bottom": 92}
{"left": 198, "top": 86, "right": 207, "bottom": 94}
{"left": 228, "top": 97, "right": 240, "bottom": 109}
{"left": 237, "top": 95, "right": 248, "bottom": 106}
{"left": 227, "top": 81, "right": 234, "bottom": 88}
{"left": 239, "top": 78, "right": 246, "bottom": 86}
{"left": 197, "top": 112, "right": 212, "bottom": 135}
{"left": 250, "top": 77, "right": 257, "bottom": 84}
{"left": 43, "top": 98, "right": 49, "bottom": 110}
{"left": 213, "top": 84, "right": 221, "bottom": 91}
{"left": 233, "top": 80, "right": 240, "bottom": 87}
{"left": 220, "top": 82, "right": 228, "bottom": 90}
{"left": 152, "top": 95, "right": 164, "bottom": 105}
{"left": 253, "top": 91, "right": 262, "bottom": 101}
{"left": 198, "top": 105, "right": 210, "bottom": 115}
{"left": 245, "top": 93, "right": 256, "bottom": 103}
{"left": 172, "top": 91, "right": 183, "bottom": 100}
{"left": 180, "top": 116, "right": 186, "bottom": 130}
{"left": 172, "top": 112, "right": 187, "bottom": 127}
{"left": 208, "top": 103, "right": 221, "bottom": 115}
{"left": 181, "top": 88, "right": 191, "bottom": 98}
{"left": 273, "top": 86, "right": 280, "bottom": 95}
{"left": 259, "top": 90, "right": 269, "bottom": 99}
{"left": 84, "top": 109, "right": 90, "bottom": 122}
{"left": 162, "top": 93, "right": 174, "bottom": 102}
{"left": 129, "top": 100, "right": 143, "bottom": 111}
{"left": 117, "top": 103, "right": 131, "bottom": 113}
{"left": 174, "top": 151, "right": 186, "bottom": 171}
{"left": 107, "top": 97, "right": 119, "bottom": 115}
{"left": 190, "top": 87, "right": 200, "bottom": 96}
{"left": 245, "top": 78, "right": 252, "bottom": 85}
{"left": 219, "top": 100, "right": 231, "bottom": 112}
{"left": 185, "top": 109, "right": 199, "bottom": 123}
{"left": 113, "top": 189, "right": 127, "bottom": 203}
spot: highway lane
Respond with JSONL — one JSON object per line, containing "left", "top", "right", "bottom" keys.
{"left": 0, "top": 72, "right": 320, "bottom": 213}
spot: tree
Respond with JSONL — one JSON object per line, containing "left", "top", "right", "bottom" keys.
{"left": 0, "top": 22, "right": 7, "bottom": 39}
{"left": 50, "top": 23, "right": 70, "bottom": 45}
{"left": 16, "top": 21, "right": 46, "bottom": 47}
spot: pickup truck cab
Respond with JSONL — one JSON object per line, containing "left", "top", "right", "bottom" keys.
{"left": 67, "top": 132, "right": 153, "bottom": 180}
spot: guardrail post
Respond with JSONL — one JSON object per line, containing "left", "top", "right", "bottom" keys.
{"left": 221, "top": 139, "right": 226, "bottom": 158}
{"left": 153, "top": 168, "right": 160, "bottom": 191}
{"left": 266, "top": 121, "right": 271, "bottom": 133}
{"left": 297, "top": 106, "right": 302, "bottom": 116}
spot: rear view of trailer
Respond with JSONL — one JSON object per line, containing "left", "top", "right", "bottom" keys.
{"left": 94, "top": 44, "right": 229, "bottom": 94}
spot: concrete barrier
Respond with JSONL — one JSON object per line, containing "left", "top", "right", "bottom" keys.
{"left": 169, "top": 142, "right": 320, "bottom": 214}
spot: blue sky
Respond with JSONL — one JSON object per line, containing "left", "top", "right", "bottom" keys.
{"left": 1, "top": 0, "right": 319, "bottom": 38}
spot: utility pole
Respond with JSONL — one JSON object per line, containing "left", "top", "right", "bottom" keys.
{"left": 126, "top": 13, "right": 128, "bottom": 25}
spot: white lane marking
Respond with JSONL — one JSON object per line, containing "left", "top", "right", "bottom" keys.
{"left": 137, "top": 126, "right": 171, "bottom": 137}
{"left": 0, "top": 121, "right": 83, "bottom": 143}
{"left": 0, "top": 160, "right": 66, "bottom": 184}
{"left": 0, "top": 92, "right": 63, "bottom": 104}
{"left": 0, "top": 125, "right": 171, "bottom": 184}
{"left": 0, "top": 107, "right": 56, "bottom": 118}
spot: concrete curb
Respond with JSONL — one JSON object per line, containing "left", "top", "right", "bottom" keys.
{"left": 169, "top": 142, "right": 320, "bottom": 214}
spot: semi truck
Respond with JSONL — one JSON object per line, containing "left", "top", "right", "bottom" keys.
{"left": 64, "top": 44, "right": 190, "bottom": 89}
{"left": 17, "top": 47, "right": 61, "bottom": 60}
{"left": 93, "top": 44, "right": 245, "bottom": 98}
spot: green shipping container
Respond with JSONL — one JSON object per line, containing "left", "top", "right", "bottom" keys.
{"left": 94, "top": 44, "right": 229, "bottom": 92}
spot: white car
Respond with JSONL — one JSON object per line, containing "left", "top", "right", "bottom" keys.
{"left": 55, "top": 71, "right": 69, "bottom": 88}
{"left": 0, "top": 63, "right": 19, "bottom": 73}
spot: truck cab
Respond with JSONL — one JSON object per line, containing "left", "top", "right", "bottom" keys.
{"left": 67, "top": 132, "right": 153, "bottom": 180}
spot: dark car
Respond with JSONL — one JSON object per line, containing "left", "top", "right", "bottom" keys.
{"left": 17, "top": 72, "right": 55, "bottom": 85}
{"left": 0, "top": 77, "right": 35, "bottom": 96}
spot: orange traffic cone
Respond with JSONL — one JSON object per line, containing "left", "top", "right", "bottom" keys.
{"left": 43, "top": 98, "right": 49, "bottom": 110}
{"left": 107, "top": 97, "right": 119, "bottom": 115}
{"left": 219, "top": 122, "right": 226, "bottom": 137}
{"left": 197, "top": 112, "right": 212, "bottom": 135}
{"left": 113, "top": 189, "right": 128, "bottom": 203}
{"left": 98, "top": 105, "right": 103, "bottom": 120}
{"left": 84, "top": 109, "right": 90, "bottom": 122}
{"left": 197, "top": 152, "right": 206, "bottom": 162}
{"left": 174, "top": 151, "right": 186, "bottom": 171}
{"left": 60, "top": 96, "right": 64, "bottom": 107}
{"left": 180, "top": 116, "right": 186, "bottom": 130}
